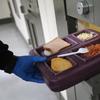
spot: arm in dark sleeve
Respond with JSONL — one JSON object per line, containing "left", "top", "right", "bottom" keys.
{"left": 0, "top": 40, "right": 17, "bottom": 73}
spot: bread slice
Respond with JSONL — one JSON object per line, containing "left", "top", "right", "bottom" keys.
{"left": 43, "top": 37, "right": 70, "bottom": 54}
{"left": 51, "top": 58, "right": 73, "bottom": 72}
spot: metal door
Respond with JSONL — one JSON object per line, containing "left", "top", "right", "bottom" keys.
{"left": 66, "top": 0, "right": 94, "bottom": 23}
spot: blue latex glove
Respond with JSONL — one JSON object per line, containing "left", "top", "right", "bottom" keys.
{"left": 12, "top": 56, "right": 47, "bottom": 83}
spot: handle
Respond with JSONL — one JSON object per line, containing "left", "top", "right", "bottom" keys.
{"left": 58, "top": 52, "right": 78, "bottom": 57}
{"left": 20, "top": 5, "right": 25, "bottom": 14}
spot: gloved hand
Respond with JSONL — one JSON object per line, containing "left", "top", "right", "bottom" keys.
{"left": 12, "top": 56, "right": 47, "bottom": 83}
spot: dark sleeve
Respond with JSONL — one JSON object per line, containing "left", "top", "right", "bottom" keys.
{"left": 0, "top": 40, "right": 17, "bottom": 73}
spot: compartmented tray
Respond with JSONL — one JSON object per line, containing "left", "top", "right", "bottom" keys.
{"left": 30, "top": 29, "right": 100, "bottom": 92}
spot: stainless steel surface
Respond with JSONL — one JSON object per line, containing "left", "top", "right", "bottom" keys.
{"left": 66, "top": 86, "right": 76, "bottom": 100}
{"left": 87, "top": 74, "right": 100, "bottom": 100}
{"left": 66, "top": 0, "right": 94, "bottom": 23}
{"left": 21, "top": 0, "right": 39, "bottom": 15}
{"left": 66, "top": 0, "right": 100, "bottom": 27}
{"left": 54, "top": 0, "right": 68, "bottom": 38}
{"left": 77, "top": 1, "right": 89, "bottom": 15}
{"left": 94, "top": 0, "right": 100, "bottom": 26}
{"left": 75, "top": 82, "right": 93, "bottom": 100}
{"left": 25, "top": 13, "right": 45, "bottom": 48}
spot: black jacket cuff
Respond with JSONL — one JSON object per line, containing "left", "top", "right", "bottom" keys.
{"left": 4, "top": 56, "right": 18, "bottom": 74}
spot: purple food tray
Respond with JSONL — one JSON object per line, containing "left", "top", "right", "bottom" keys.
{"left": 29, "top": 29, "right": 100, "bottom": 92}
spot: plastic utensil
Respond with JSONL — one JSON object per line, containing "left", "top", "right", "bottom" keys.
{"left": 58, "top": 48, "right": 89, "bottom": 57}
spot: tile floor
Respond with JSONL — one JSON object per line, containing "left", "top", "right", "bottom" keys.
{"left": 0, "top": 23, "right": 59, "bottom": 100}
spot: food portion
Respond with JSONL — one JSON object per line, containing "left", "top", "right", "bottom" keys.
{"left": 43, "top": 50, "right": 52, "bottom": 56}
{"left": 51, "top": 57, "right": 73, "bottom": 72}
{"left": 77, "top": 32, "right": 96, "bottom": 41}
{"left": 43, "top": 37, "right": 71, "bottom": 56}
{"left": 83, "top": 44, "right": 100, "bottom": 57}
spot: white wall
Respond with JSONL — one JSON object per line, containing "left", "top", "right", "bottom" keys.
{"left": 0, "top": 0, "right": 10, "bottom": 19}
{"left": 38, "top": 0, "right": 58, "bottom": 43}
{"left": 9, "top": 0, "right": 30, "bottom": 43}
